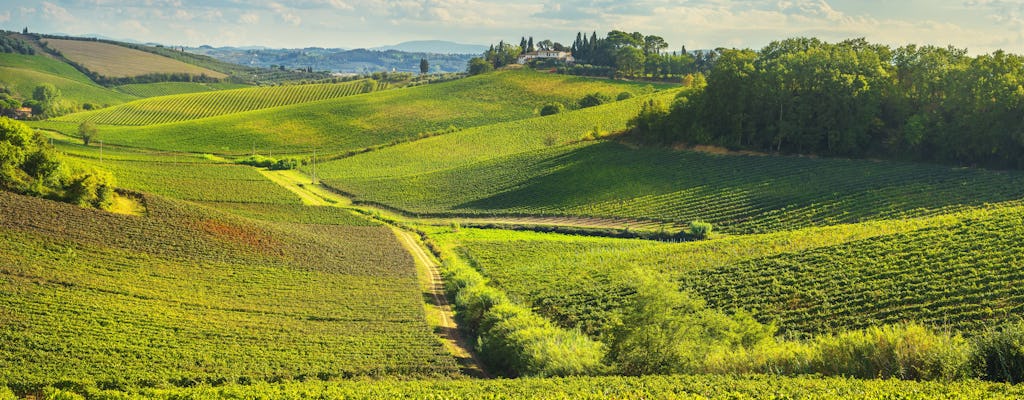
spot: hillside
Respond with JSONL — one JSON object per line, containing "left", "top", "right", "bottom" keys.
{"left": 54, "top": 79, "right": 386, "bottom": 126}
{"left": 436, "top": 203, "right": 1024, "bottom": 339}
{"left": 0, "top": 53, "right": 137, "bottom": 106}
{"left": 49, "top": 69, "right": 661, "bottom": 154}
{"left": 317, "top": 109, "right": 1024, "bottom": 233}
{"left": 0, "top": 186, "right": 459, "bottom": 389}
{"left": 41, "top": 38, "right": 227, "bottom": 79}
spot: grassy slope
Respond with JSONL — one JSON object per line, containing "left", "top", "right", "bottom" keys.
{"left": 68, "top": 69, "right": 661, "bottom": 154}
{"left": 0, "top": 191, "right": 459, "bottom": 388}
{"left": 55, "top": 80, "right": 383, "bottom": 126}
{"left": 42, "top": 38, "right": 227, "bottom": 78}
{"left": 438, "top": 204, "right": 1024, "bottom": 338}
{"left": 0, "top": 53, "right": 136, "bottom": 105}
{"left": 114, "top": 82, "right": 250, "bottom": 98}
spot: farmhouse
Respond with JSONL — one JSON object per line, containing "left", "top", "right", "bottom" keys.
{"left": 517, "top": 50, "right": 575, "bottom": 65}
{"left": 12, "top": 107, "right": 32, "bottom": 120}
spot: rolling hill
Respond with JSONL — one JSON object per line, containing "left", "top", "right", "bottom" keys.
{"left": 48, "top": 68, "right": 662, "bottom": 154}
{"left": 0, "top": 53, "right": 137, "bottom": 106}
{"left": 41, "top": 38, "right": 227, "bottom": 79}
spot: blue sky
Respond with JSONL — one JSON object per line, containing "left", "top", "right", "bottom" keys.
{"left": 2, "top": 0, "right": 1023, "bottom": 53}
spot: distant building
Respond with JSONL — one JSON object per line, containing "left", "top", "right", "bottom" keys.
{"left": 13, "top": 107, "right": 32, "bottom": 120}
{"left": 517, "top": 50, "right": 575, "bottom": 65}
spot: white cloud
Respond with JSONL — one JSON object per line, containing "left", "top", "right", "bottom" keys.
{"left": 0, "top": 11, "right": 10, "bottom": 23}
{"left": 119, "top": 19, "right": 150, "bottom": 35}
{"left": 269, "top": 2, "right": 302, "bottom": 26}
{"left": 239, "top": 12, "right": 260, "bottom": 24}
{"left": 41, "top": 1, "right": 75, "bottom": 23}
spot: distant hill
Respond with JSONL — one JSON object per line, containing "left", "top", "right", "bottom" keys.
{"left": 188, "top": 46, "right": 476, "bottom": 74}
{"left": 371, "top": 40, "right": 487, "bottom": 55}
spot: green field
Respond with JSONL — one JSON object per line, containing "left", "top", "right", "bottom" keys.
{"left": 0, "top": 53, "right": 137, "bottom": 106}
{"left": 0, "top": 189, "right": 459, "bottom": 389}
{"left": 42, "top": 38, "right": 227, "bottom": 79}
{"left": 323, "top": 135, "right": 1024, "bottom": 233}
{"left": 33, "top": 374, "right": 1024, "bottom": 399}
{"left": 51, "top": 69, "right": 663, "bottom": 154}
{"left": 57, "top": 80, "right": 386, "bottom": 126}
{"left": 114, "top": 82, "right": 250, "bottom": 98}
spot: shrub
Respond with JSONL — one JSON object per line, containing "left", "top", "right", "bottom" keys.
{"left": 810, "top": 323, "right": 971, "bottom": 380}
{"left": 972, "top": 321, "right": 1024, "bottom": 383}
{"left": 578, "top": 92, "right": 612, "bottom": 108}
{"left": 64, "top": 170, "right": 116, "bottom": 209}
{"left": 616, "top": 91, "right": 633, "bottom": 101}
{"left": 539, "top": 102, "right": 565, "bottom": 116}
{"left": 479, "top": 303, "right": 606, "bottom": 377}
{"left": 689, "top": 221, "right": 713, "bottom": 239}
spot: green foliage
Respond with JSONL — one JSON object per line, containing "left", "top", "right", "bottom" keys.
{"left": 236, "top": 154, "right": 304, "bottom": 170}
{"left": 616, "top": 91, "right": 633, "bottom": 101}
{"left": 440, "top": 243, "right": 607, "bottom": 377}
{"left": 637, "top": 37, "right": 1024, "bottom": 169}
{"left": 578, "top": 92, "right": 612, "bottom": 108}
{"left": 972, "top": 321, "right": 1024, "bottom": 383}
{"left": 64, "top": 169, "right": 115, "bottom": 208}
{"left": 77, "top": 120, "right": 96, "bottom": 145}
{"left": 539, "top": 102, "right": 564, "bottom": 116}
{"left": 688, "top": 221, "right": 712, "bottom": 239}
{"left": 467, "top": 57, "right": 494, "bottom": 75}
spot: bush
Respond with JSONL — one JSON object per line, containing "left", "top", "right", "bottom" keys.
{"left": 616, "top": 91, "right": 633, "bottom": 101}
{"left": 64, "top": 170, "right": 116, "bottom": 209}
{"left": 479, "top": 303, "right": 607, "bottom": 377}
{"left": 578, "top": 92, "right": 612, "bottom": 108}
{"left": 0, "top": 386, "right": 15, "bottom": 400}
{"left": 539, "top": 102, "right": 565, "bottom": 116}
{"left": 811, "top": 323, "right": 971, "bottom": 380}
{"left": 689, "top": 221, "right": 713, "bottom": 239}
{"left": 972, "top": 321, "right": 1024, "bottom": 383}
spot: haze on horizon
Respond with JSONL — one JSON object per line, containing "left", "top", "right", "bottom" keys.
{"left": 1, "top": 0, "right": 1022, "bottom": 54}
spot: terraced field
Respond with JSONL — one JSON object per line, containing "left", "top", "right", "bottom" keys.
{"left": 326, "top": 139, "right": 1024, "bottom": 234}
{"left": 42, "top": 38, "right": 227, "bottom": 79}
{"left": 55, "top": 80, "right": 385, "bottom": 126}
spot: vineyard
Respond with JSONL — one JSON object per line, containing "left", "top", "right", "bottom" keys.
{"left": 431, "top": 210, "right": 972, "bottom": 336}
{"left": 29, "top": 374, "right": 1024, "bottom": 399}
{"left": 0, "top": 189, "right": 459, "bottom": 390}
{"left": 55, "top": 80, "right": 387, "bottom": 126}
{"left": 41, "top": 38, "right": 227, "bottom": 79}
{"left": 327, "top": 140, "right": 1024, "bottom": 234}
{"left": 114, "top": 82, "right": 250, "bottom": 98}
{"left": 50, "top": 68, "right": 663, "bottom": 154}
{"left": 685, "top": 205, "right": 1024, "bottom": 335}
{"left": 0, "top": 53, "right": 137, "bottom": 106}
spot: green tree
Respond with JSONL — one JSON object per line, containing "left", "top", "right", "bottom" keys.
{"left": 615, "top": 47, "right": 645, "bottom": 77}
{"left": 78, "top": 121, "right": 97, "bottom": 146}
{"left": 419, "top": 58, "right": 429, "bottom": 74}
{"left": 467, "top": 57, "right": 494, "bottom": 75}
{"left": 539, "top": 102, "right": 565, "bottom": 116}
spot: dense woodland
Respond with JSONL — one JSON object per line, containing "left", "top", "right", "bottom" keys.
{"left": 630, "top": 38, "right": 1024, "bottom": 169}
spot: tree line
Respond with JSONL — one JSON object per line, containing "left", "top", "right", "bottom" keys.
{"left": 631, "top": 37, "right": 1024, "bottom": 169}
{"left": 468, "top": 31, "right": 717, "bottom": 80}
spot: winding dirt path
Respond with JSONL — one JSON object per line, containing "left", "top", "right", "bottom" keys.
{"left": 260, "top": 169, "right": 487, "bottom": 377}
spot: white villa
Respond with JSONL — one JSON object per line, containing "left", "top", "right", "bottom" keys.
{"left": 517, "top": 50, "right": 575, "bottom": 64}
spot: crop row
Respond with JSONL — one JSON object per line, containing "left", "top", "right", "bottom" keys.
{"left": 29, "top": 372, "right": 1024, "bottom": 399}
{"left": 0, "top": 190, "right": 459, "bottom": 389}
{"left": 684, "top": 206, "right": 1024, "bottom": 335}
{"left": 55, "top": 79, "right": 386, "bottom": 126}
{"left": 331, "top": 138, "right": 1024, "bottom": 234}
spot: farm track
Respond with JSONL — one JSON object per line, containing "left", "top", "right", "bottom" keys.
{"left": 260, "top": 169, "right": 487, "bottom": 377}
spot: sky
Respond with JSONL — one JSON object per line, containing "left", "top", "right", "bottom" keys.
{"left": 2, "top": 0, "right": 1024, "bottom": 54}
